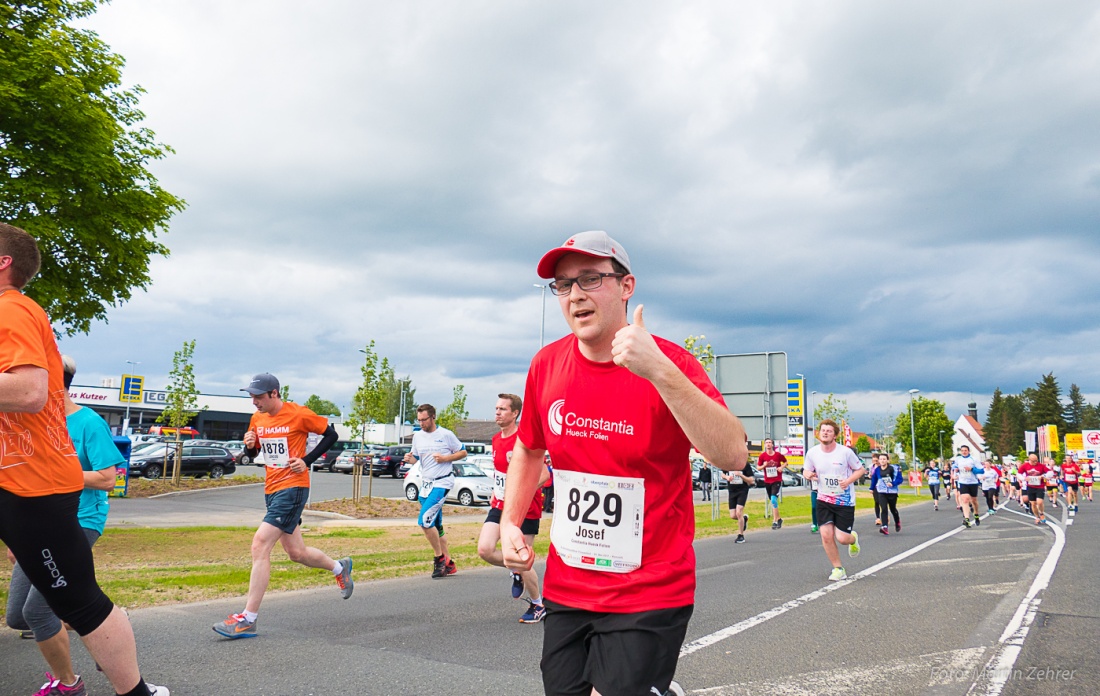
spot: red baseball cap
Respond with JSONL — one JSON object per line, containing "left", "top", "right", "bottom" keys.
{"left": 536, "top": 230, "right": 633, "bottom": 279}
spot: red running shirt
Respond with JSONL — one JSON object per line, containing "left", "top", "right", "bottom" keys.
{"left": 758, "top": 451, "right": 787, "bottom": 483}
{"left": 490, "top": 429, "right": 543, "bottom": 519}
{"left": 518, "top": 334, "right": 725, "bottom": 613}
{"left": 1019, "top": 462, "right": 1049, "bottom": 490}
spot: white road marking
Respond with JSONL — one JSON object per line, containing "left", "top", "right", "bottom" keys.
{"left": 692, "top": 647, "right": 988, "bottom": 695}
{"left": 966, "top": 511, "right": 1066, "bottom": 696}
{"left": 680, "top": 508, "right": 994, "bottom": 656}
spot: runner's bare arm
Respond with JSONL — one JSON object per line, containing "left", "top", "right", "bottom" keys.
{"left": 0, "top": 364, "right": 48, "bottom": 412}
{"left": 611, "top": 306, "right": 747, "bottom": 470}
{"left": 84, "top": 467, "right": 117, "bottom": 491}
{"left": 501, "top": 440, "right": 545, "bottom": 572}
{"left": 436, "top": 448, "right": 467, "bottom": 464}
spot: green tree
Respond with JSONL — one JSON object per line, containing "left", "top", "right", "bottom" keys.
{"left": 853, "top": 435, "right": 871, "bottom": 453}
{"left": 156, "top": 339, "right": 202, "bottom": 484}
{"left": 1081, "top": 403, "right": 1100, "bottom": 430}
{"left": 814, "top": 393, "right": 849, "bottom": 426}
{"left": 1063, "top": 384, "right": 1086, "bottom": 432}
{"left": 304, "top": 394, "right": 341, "bottom": 417}
{"left": 436, "top": 385, "right": 469, "bottom": 433}
{"left": 346, "top": 341, "right": 388, "bottom": 443}
{"left": 1026, "top": 373, "right": 1064, "bottom": 431}
{"left": 382, "top": 374, "right": 416, "bottom": 424}
{"left": 280, "top": 385, "right": 291, "bottom": 402}
{"left": 683, "top": 335, "right": 714, "bottom": 373}
{"left": 1, "top": 1, "right": 186, "bottom": 334}
{"left": 893, "top": 397, "right": 954, "bottom": 465}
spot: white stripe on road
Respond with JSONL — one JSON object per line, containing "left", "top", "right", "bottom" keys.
{"left": 968, "top": 509, "right": 1066, "bottom": 696}
{"left": 680, "top": 509, "right": 992, "bottom": 657}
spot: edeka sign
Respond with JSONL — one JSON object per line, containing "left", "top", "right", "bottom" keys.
{"left": 144, "top": 391, "right": 168, "bottom": 404}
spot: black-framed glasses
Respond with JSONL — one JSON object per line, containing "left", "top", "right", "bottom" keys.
{"left": 549, "top": 272, "right": 624, "bottom": 296}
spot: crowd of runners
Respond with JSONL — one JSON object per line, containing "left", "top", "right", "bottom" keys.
{"left": 3, "top": 223, "right": 1089, "bottom": 696}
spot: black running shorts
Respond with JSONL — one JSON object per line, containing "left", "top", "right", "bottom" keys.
{"left": 484, "top": 506, "right": 540, "bottom": 535}
{"left": 727, "top": 486, "right": 749, "bottom": 509}
{"left": 264, "top": 486, "right": 309, "bottom": 534}
{"left": 816, "top": 500, "right": 855, "bottom": 534}
{"left": 957, "top": 483, "right": 979, "bottom": 497}
{"left": 541, "top": 599, "right": 692, "bottom": 696}
{"left": 0, "top": 490, "right": 114, "bottom": 636}
{"left": 1026, "top": 488, "right": 1045, "bottom": 502}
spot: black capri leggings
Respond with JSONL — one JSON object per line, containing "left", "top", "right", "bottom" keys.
{"left": 983, "top": 488, "right": 997, "bottom": 513}
{"left": 0, "top": 489, "right": 114, "bottom": 636}
{"left": 880, "top": 493, "right": 900, "bottom": 525}
{"left": 871, "top": 489, "right": 882, "bottom": 520}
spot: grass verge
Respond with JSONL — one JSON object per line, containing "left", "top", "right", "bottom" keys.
{"left": 0, "top": 491, "right": 927, "bottom": 618}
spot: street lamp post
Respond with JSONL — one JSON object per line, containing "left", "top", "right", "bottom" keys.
{"left": 124, "top": 360, "right": 140, "bottom": 435}
{"left": 908, "top": 389, "right": 920, "bottom": 467}
{"left": 534, "top": 283, "right": 547, "bottom": 348}
{"left": 938, "top": 429, "right": 945, "bottom": 462}
{"left": 810, "top": 391, "right": 818, "bottom": 434}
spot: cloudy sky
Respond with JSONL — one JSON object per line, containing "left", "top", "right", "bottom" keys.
{"left": 58, "top": 0, "right": 1100, "bottom": 432}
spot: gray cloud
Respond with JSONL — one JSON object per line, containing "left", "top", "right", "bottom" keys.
{"left": 60, "top": 0, "right": 1100, "bottom": 427}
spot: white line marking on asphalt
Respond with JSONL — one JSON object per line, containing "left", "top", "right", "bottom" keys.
{"left": 966, "top": 512, "right": 1065, "bottom": 696}
{"left": 680, "top": 507, "right": 995, "bottom": 657}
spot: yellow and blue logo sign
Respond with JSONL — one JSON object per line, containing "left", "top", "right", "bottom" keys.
{"left": 120, "top": 374, "right": 144, "bottom": 403}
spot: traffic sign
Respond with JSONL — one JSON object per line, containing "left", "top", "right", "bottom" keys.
{"left": 1084, "top": 430, "right": 1100, "bottom": 447}
{"left": 120, "top": 374, "right": 144, "bottom": 403}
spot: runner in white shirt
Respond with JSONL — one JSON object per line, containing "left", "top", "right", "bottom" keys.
{"left": 404, "top": 404, "right": 467, "bottom": 578}
{"left": 953, "top": 445, "right": 985, "bottom": 528}
{"left": 802, "top": 419, "right": 865, "bottom": 582}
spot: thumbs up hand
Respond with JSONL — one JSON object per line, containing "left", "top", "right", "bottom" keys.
{"left": 611, "top": 305, "right": 670, "bottom": 381}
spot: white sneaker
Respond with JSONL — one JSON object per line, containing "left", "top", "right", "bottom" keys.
{"left": 147, "top": 684, "right": 170, "bottom": 696}
{"left": 666, "top": 680, "right": 686, "bottom": 696}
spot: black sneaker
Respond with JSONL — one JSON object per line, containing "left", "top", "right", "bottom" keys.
{"left": 776, "top": 518, "right": 783, "bottom": 529}
{"left": 734, "top": 534, "right": 745, "bottom": 544}
{"left": 974, "top": 516, "right": 981, "bottom": 526}
{"left": 431, "top": 555, "right": 446, "bottom": 578}
{"left": 771, "top": 521, "right": 778, "bottom": 530}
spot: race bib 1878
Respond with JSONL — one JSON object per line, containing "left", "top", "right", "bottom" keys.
{"left": 260, "top": 437, "right": 290, "bottom": 468}
{"left": 550, "top": 469, "right": 644, "bottom": 573}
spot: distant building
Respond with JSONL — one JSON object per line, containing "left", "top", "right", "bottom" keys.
{"left": 952, "top": 402, "right": 987, "bottom": 460}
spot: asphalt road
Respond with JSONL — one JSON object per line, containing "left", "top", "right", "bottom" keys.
{"left": 2, "top": 492, "right": 1096, "bottom": 695}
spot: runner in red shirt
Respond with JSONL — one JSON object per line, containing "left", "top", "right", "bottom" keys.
{"left": 476, "top": 393, "right": 549, "bottom": 623}
{"left": 1061, "top": 456, "right": 1082, "bottom": 514}
{"left": 501, "top": 231, "right": 748, "bottom": 696}
{"left": 1018, "top": 453, "right": 1050, "bottom": 524}
{"left": 1081, "top": 462, "right": 1094, "bottom": 502}
{"left": 758, "top": 438, "right": 787, "bottom": 529}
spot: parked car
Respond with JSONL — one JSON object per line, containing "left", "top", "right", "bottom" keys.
{"left": 403, "top": 461, "right": 493, "bottom": 506}
{"left": 128, "top": 444, "right": 237, "bottom": 479}
{"left": 310, "top": 440, "right": 360, "bottom": 472}
{"left": 377, "top": 445, "right": 413, "bottom": 478}
{"left": 461, "top": 442, "right": 491, "bottom": 456}
{"left": 332, "top": 445, "right": 388, "bottom": 474}
{"left": 752, "top": 468, "right": 805, "bottom": 488}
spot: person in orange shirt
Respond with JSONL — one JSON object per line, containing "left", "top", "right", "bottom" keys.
{"left": 212, "top": 373, "right": 351, "bottom": 639}
{"left": 0, "top": 223, "right": 169, "bottom": 696}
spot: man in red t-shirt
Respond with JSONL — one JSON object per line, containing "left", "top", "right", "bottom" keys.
{"left": 500, "top": 231, "right": 748, "bottom": 696}
{"left": 1062, "top": 456, "right": 1082, "bottom": 514}
{"left": 758, "top": 438, "right": 788, "bottom": 529}
{"left": 1018, "top": 453, "right": 1050, "bottom": 524}
{"left": 476, "top": 393, "right": 549, "bottom": 623}
{"left": 0, "top": 224, "right": 168, "bottom": 696}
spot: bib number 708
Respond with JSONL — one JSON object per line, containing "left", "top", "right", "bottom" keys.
{"left": 566, "top": 488, "right": 622, "bottom": 528}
